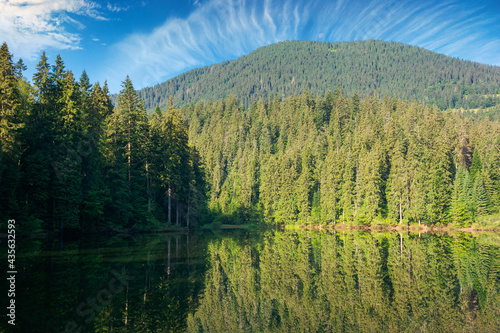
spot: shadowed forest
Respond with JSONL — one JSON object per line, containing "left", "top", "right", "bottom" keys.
{"left": 1, "top": 40, "right": 500, "bottom": 233}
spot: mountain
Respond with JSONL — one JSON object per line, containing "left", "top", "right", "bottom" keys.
{"left": 134, "top": 40, "right": 500, "bottom": 112}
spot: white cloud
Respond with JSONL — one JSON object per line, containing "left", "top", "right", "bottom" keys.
{"left": 106, "top": 3, "right": 130, "bottom": 12}
{"left": 0, "top": 0, "right": 105, "bottom": 59}
{"left": 103, "top": 0, "right": 500, "bottom": 92}
{"left": 105, "top": 0, "right": 313, "bottom": 90}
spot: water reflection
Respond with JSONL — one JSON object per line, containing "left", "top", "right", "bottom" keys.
{"left": 1, "top": 233, "right": 211, "bottom": 333}
{"left": 188, "top": 231, "right": 500, "bottom": 333}
{"left": 1, "top": 231, "right": 498, "bottom": 332}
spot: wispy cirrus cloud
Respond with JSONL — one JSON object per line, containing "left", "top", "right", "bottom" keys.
{"left": 103, "top": 0, "right": 500, "bottom": 91}
{"left": 0, "top": 0, "right": 106, "bottom": 59}
{"left": 106, "top": 2, "right": 130, "bottom": 12}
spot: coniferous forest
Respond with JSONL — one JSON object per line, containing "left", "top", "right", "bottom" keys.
{"left": 181, "top": 90, "right": 500, "bottom": 227}
{"left": 0, "top": 43, "right": 207, "bottom": 234}
{"left": 136, "top": 40, "right": 500, "bottom": 116}
{"left": 1, "top": 40, "right": 500, "bottom": 233}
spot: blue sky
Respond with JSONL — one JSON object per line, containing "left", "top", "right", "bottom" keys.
{"left": 1, "top": 0, "right": 500, "bottom": 93}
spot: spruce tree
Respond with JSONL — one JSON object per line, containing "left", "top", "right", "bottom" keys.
{"left": 0, "top": 42, "right": 22, "bottom": 218}
{"left": 386, "top": 140, "right": 409, "bottom": 224}
{"left": 104, "top": 76, "right": 149, "bottom": 226}
{"left": 470, "top": 147, "right": 482, "bottom": 180}
{"left": 472, "top": 174, "right": 489, "bottom": 217}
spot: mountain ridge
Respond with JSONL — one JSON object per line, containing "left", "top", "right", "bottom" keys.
{"left": 128, "top": 40, "right": 500, "bottom": 112}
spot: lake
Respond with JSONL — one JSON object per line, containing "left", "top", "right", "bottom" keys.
{"left": 2, "top": 230, "right": 499, "bottom": 332}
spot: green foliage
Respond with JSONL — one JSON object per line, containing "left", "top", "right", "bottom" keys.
{"left": 180, "top": 89, "right": 500, "bottom": 226}
{"left": 2, "top": 41, "right": 500, "bottom": 231}
{"left": 1, "top": 45, "right": 206, "bottom": 234}
{"left": 133, "top": 40, "right": 500, "bottom": 115}
{"left": 0, "top": 42, "right": 23, "bottom": 218}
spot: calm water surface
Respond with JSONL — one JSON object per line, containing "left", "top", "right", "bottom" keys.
{"left": 2, "top": 230, "right": 499, "bottom": 332}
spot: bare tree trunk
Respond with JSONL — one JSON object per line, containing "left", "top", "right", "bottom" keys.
{"left": 167, "top": 186, "right": 171, "bottom": 226}
{"left": 399, "top": 193, "right": 402, "bottom": 224}
{"left": 146, "top": 159, "right": 150, "bottom": 213}
{"left": 400, "top": 233, "right": 403, "bottom": 263}
{"left": 144, "top": 251, "right": 150, "bottom": 304}
{"left": 124, "top": 285, "right": 129, "bottom": 325}
{"left": 127, "top": 143, "right": 131, "bottom": 182}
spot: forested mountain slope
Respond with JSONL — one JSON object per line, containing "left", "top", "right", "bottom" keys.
{"left": 135, "top": 40, "right": 500, "bottom": 112}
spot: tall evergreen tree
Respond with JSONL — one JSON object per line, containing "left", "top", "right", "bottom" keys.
{"left": 386, "top": 140, "right": 409, "bottom": 224}
{"left": 0, "top": 42, "right": 22, "bottom": 218}
{"left": 104, "top": 76, "right": 149, "bottom": 226}
{"left": 470, "top": 147, "right": 482, "bottom": 180}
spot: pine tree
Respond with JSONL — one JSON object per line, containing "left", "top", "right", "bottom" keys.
{"left": 19, "top": 51, "right": 57, "bottom": 227}
{"left": 472, "top": 174, "right": 489, "bottom": 217}
{"left": 296, "top": 150, "right": 312, "bottom": 223}
{"left": 427, "top": 138, "right": 454, "bottom": 224}
{"left": 104, "top": 76, "right": 149, "bottom": 226}
{"left": 0, "top": 42, "right": 22, "bottom": 218}
{"left": 407, "top": 141, "right": 429, "bottom": 225}
{"left": 469, "top": 147, "right": 482, "bottom": 180}
{"left": 340, "top": 148, "right": 356, "bottom": 222}
{"left": 51, "top": 68, "right": 84, "bottom": 230}
{"left": 451, "top": 166, "right": 469, "bottom": 224}
{"left": 160, "top": 97, "right": 190, "bottom": 225}
{"left": 386, "top": 140, "right": 409, "bottom": 224}
{"left": 0, "top": 42, "right": 21, "bottom": 154}
{"left": 80, "top": 82, "right": 112, "bottom": 230}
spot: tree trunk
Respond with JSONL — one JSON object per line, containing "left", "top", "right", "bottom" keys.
{"left": 127, "top": 141, "right": 131, "bottom": 182}
{"left": 146, "top": 159, "right": 150, "bottom": 213}
{"left": 399, "top": 193, "right": 402, "bottom": 224}
{"left": 400, "top": 233, "right": 403, "bottom": 263}
{"left": 167, "top": 185, "right": 171, "bottom": 226}
{"left": 124, "top": 285, "right": 129, "bottom": 325}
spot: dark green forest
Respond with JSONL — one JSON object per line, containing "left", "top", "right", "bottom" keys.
{"left": 135, "top": 40, "right": 500, "bottom": 116}
{"left": 2, "top": 40, "right": 500, "bottom": 233}
{"left": 0, "top": 43, "right": 207, "bottom": 234}
{"left": 180, "top": 89, "right": 500, "bottom": 226}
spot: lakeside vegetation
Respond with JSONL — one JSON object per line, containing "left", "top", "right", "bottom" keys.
{"left": 1, "top": 40, "right": 500, "bottom": 234}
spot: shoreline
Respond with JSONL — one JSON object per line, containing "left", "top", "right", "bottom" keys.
{"left": 284, "top": 223, "right": 500, "bottom": 234}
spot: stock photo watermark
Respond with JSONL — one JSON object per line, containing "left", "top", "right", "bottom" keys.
{"left": 6, "top": 219, "right": 16, "bottom": 326}
{"left": 64, "top": 266, "right": 135, "bottom": 333}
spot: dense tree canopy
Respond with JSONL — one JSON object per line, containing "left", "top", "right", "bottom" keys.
{"left": 1, "top": 40, "right": 499, "bottom": 231}
{"left": 180, "top": 89, "right": 500, "bottom": 226}
{"left": 133, "top": 40, "right": 500, "bottom": 117}
{"left": 0, "top": 43, "right": 207, "bottom": 233}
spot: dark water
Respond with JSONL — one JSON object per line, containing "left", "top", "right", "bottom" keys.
{"left": 2, "top": 230, "right": 499, "bottom": 332}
